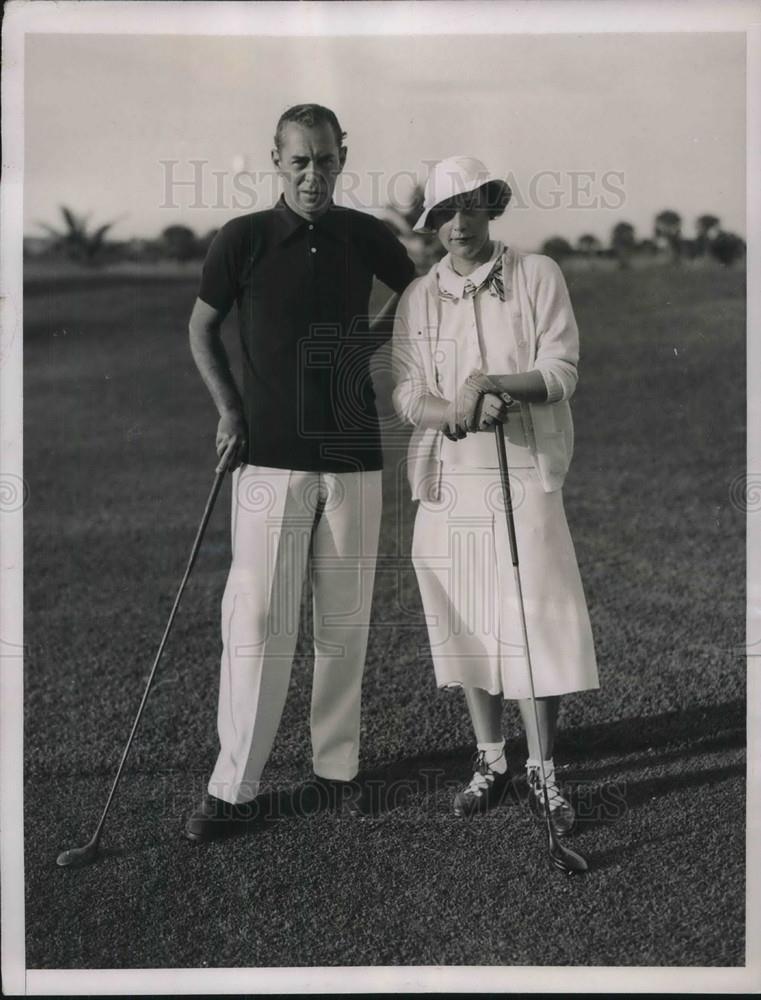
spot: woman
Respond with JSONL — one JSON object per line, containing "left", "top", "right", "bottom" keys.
{"left": 392, "top": 156, "right": 599, "bottom": 833}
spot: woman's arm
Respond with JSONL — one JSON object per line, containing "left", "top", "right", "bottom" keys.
{"left": 391, "top": 283, "right": 506, "bottom": 436}
{"left": 391, "top": 305, "right": 488, "bottom": 435}
{"left": 469, "top": 369, "right": 549, "bottom": 403}
{"left": 392, "top": 283, "right": 436, "bottom": 425}
{"left": 414, "top": 395, "right": 451, "bottom": 430}
{"left": 525, "top": 255, "right": 580, "bottom": 402}
{"left": 470, "top": 256, "right": 580, "bottom": 405}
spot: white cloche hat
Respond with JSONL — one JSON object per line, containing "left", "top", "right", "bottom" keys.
{"left": 413, "top": 155, "right": 511, "bottom": 233}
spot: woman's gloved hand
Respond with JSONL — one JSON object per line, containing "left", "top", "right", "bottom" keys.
{"left": 474, "top": 392, "right": 510, "bottom": 430}
{"left": 466, "top": 370, "right": 517, "bottom": 409}
{"left": 442, "top": 379, "right": 482, "bottom": 439}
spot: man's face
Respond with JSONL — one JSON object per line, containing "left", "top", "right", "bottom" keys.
{"left": 271, "top": 122, "right": 346, "bottom": 220}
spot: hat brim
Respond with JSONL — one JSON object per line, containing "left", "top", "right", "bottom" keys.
{"left": 413, "top": 178, "right": 510, "bottom": 233}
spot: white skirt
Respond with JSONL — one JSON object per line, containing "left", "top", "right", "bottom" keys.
{"left": 411, "top": 450, "right": 599, "bottom": 700}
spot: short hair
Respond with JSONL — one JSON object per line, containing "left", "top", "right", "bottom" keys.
{"left": 274, "top": 104, "right": 347, "bottom": 151}
{"left": 483, "top": 180, "right": 512, "bottom": 219}
{"left": 427, "top": 181, "right": 512, "bottom": 231}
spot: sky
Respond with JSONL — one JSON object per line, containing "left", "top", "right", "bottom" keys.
{"left": 24, "top": 30, "right": 746, "bottom": 252}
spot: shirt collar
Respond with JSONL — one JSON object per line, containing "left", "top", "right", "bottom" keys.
{"left": 436, "top": 240, "right": 506, "bottom": 302}
{"left": 271, "top": 194, "right": 350, "bottom": 244}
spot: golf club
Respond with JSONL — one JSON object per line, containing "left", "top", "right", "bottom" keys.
{"left": 493, "top": 422, "right": 589, "bottom": 876}
{"left": 56, "top": 442, "right": 237, "bottom": 869}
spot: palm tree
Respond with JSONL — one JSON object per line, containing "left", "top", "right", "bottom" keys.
{"left": 161, "top": 224, "right": 198, "bottom": 263}
{"left": 37, "top": 205, "right": 121, "bottom": 265}
{"left": 611, "top": 222, "right": 636, "bottom": 269}
{"left": 541, "top": 237, "right": 574, "bottom": 264}
{"left": 577, "top": 234, "right": 602, "bottom": 265}
{"left": 709, "top": 231, "right": 746, "bottom": 267}
{"left": 654, "top": 210, "right": 683, "bottom": 265}
{"left": 695, "top": 214, "right": 720, "bottom": 256}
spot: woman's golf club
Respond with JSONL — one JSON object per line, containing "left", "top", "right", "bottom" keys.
{"left": 56, "top": 443, "right": 236, "bottom": 869}
{"left": 493, "top": 422, "right": 588, "bottom": 876}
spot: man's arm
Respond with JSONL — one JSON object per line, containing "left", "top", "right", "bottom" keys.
{"left": 371, "top": 219, "right": 417, "bottom": 296}
{"left": 188, "top": 297, "right": 248, "bottom": 468}
{"left": 368, "top": 291, "right": 400, "bottom": 333}
{"left": 365, "top": 218, "right": 417, "bottom": 346}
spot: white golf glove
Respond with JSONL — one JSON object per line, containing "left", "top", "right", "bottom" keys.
{"left": 442, "top": 379, "right": 482, "bottom": 438}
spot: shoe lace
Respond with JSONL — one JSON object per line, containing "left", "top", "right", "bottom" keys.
{"left": 528, "top": 766, "right": 567, "bottom": 809}
{"left": 462, "top": 750, "right": 497, "bottom": 800}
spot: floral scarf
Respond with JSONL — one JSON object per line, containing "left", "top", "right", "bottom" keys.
{"left": 436, "top": 242, "right": 507, "bottom": 303}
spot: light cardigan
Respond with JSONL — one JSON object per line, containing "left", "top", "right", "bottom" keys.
{"left": 392, "top": 246, "right": 580, "bottom": 500}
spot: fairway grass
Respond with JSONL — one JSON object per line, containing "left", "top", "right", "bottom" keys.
{"left": 22, "top": 264, "right": 745, "bottom": 968}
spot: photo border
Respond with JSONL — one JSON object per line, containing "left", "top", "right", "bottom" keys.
{"left": 2, "top": 1, "right": 759, "bottom": 994}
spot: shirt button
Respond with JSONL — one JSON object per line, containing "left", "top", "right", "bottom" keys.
{"left": 310, "top": 247, "right": 317, "bottom": 254}
{"left": 308, "top": 224, "right": 314, "bottom": 230}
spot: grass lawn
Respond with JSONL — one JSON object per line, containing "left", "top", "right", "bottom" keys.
{"left": 22, "top": 263, "right": 746, "bottom": 968}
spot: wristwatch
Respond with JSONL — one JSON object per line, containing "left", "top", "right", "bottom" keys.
{"left": 466, "top": 370, "right": 519, "bottom": 410}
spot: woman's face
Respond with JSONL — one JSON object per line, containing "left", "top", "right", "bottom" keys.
{"left": 431, "top": 192, "right": 492, "bottom": 263}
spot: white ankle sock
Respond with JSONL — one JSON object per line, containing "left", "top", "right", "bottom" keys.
{"left": 526, "top": 757, "right": 556, "bottom": 785}
{"left": 477, "top": 740, "right": 508, "bottom": 774}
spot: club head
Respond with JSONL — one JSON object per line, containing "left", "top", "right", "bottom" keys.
{"left": 549, "top": 839, "right": 588, "bottom": 876}
{"left": 56, "top": 841, "right": 99, "bottom": 869}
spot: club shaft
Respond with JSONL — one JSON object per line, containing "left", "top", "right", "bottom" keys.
{"left": 493, "top": 424, "right": 519, "bottom": 567}
{"left": 90, "top": 467, "right": 228, "bottom": 845}
{"left": 493, "top": 425, "right": 555, "bottom": 829}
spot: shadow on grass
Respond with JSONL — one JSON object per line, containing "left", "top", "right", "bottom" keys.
{"left": 557, "top": 698, "right": 745, "bottom": 761}
{"left": 339, "top": 698, "right": 746, "bottom": 829}
{"left": 577, "top": 759, "right": 745, "bottom": 874}
{"left": 50, "top": 699, "right": 747, "bottom": 861}
{"left": 572, "top": 760, "right": 744, "bottom": 830}
{"left": 364, "top": 694, "right": 742, "bottom": 777}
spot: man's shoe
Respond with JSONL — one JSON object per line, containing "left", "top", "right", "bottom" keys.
{"left": 310, "top": 775, "right": 374, "bottom": 818}
{"left": 453, "top": 750, "right": 512, "bottom": 818}
{"left": 184, "top": 792, "right": 260, "bottom": 843}
{"left": 526, "top": 763, "right": 575, "bottom": 836}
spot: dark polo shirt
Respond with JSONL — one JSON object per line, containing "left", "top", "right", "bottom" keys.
{"left": 198, "top": 196, "right": 415, "bottom": 473}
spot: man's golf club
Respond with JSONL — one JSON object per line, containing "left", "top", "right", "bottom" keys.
{"left": 493, "top": 422, "right": 588, "bottom": 876}
{"left": 56, "top": 443, "right": 236, "bottom": 868}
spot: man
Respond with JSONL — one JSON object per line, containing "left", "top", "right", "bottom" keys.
{"left": 185, "top": 104, "right": 415, "bottom": 841}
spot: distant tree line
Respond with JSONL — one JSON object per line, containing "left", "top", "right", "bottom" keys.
{"left": 541, "top": 210, "right": 746, "bottom": 269}
{"left": 26, "top": 202, "right": 746, "bottom": 273}
{"left": 25, "top": 206, "right": 218, "bottom": 267}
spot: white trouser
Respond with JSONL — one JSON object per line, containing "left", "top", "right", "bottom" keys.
{"left": 208, "top": 464, "right": 382, "bottom": 804}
